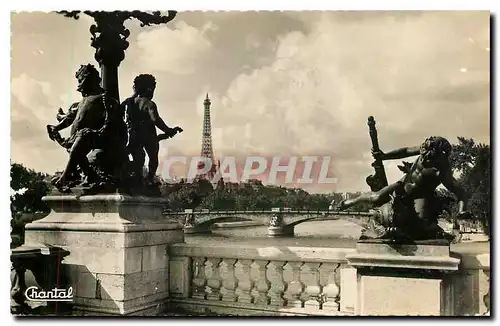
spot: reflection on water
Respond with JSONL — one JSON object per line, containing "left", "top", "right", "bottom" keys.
{"left": 185, "top": 220, "right": 363, "bottom": 248}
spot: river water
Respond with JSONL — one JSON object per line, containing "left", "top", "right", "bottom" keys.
{"left": 184, "top": 219, "right": 489, "bottom": 254}
{"left": 185, "top": 219, "right": 363, "bottom": 248}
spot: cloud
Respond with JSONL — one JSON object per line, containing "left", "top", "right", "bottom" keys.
{"left": 207, "top": 11, "right": 490, "bottom": 191}
{"left": 12, "top": 74, "right": 52, "bottom": 109}
{"left": 136, "top": 21, "right": 215, "bottom": 75}
{"left": 11, "top": 74, "right": 60, "bottom": 125}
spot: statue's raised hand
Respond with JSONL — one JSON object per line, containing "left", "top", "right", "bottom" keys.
{"left": 157, "top": 127, "right": 183, "bottom": 142}
{"left": 371, "top": 149, "right": 386, "bottom": 161}
{"left": 167, "top": 126, "right": 183, "bottom": 137}
{"left": 56, "top": 108, "right": 66, "bottom": 122}
{"left": 46, "top": 125, "right": 57, "bottom": 141}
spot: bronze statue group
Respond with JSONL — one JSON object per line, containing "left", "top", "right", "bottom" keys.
{"left": 47, "top": 64, "right": 470, "bottom": 243}
{"left": 46, "top": 64, "right": 182, "bottom": 195}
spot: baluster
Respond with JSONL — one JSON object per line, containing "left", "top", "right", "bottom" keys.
{"left": 192, "top": 257, "right": 207, "bottom": 300}
{"left": 268, "top": 261, "right": 287, "bottom": 307}
{"left": 480, "top": 268, "right": 491, "bottom": 315}
{"left": 252, "top": 260, "right": 271, "bottom": 305}
{"left": 284, "top": 262, "right": 305, "bottom": 308}
{"left": 206, "top": 258, "right": 222, "bottom": 301}
{"left": 221, "top": 259, "right": 238, "bottom": 302}
{"left": 236, "top": 259, "right": 254, "bottom": 303}
{"left": 319, "top": 263, "right": 340, "bottom": 311}
{"left": 300, "top": 262, "right": 322, "bottom": 309}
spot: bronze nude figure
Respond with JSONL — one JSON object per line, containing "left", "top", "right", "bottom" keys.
{"left": 46, "top": 64, "right": 127, "bottom": 193}
{"left": 122, "top": 74, "right": 183, "bottom": 187}
{"left": 336, "top": 117, "right": 470, "bottom": 242}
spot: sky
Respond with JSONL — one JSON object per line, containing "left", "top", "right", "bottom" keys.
{"left": 10, "top": 11, "right": 490, "bottom": 192}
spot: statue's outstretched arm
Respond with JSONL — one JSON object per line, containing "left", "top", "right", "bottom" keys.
{"left": 379, "top": 146, "right": 420, "bottom": 160}
{"left": 52, "top": 117, "right": 73, "bottom": 132}
{"left": 52, "top": 104, "right": 78, "bottom": 132}
{"left": 148, "top": 102, "right": 172, "bottom": 134}
{"left": 48, "top": 106, "right": 76, "bottom": 142}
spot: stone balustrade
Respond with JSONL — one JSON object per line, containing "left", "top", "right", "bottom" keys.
{"left": 17, "top": 194, "right": 489, "bottom": 316}
{"left": 168, "top": 243, "right": 357, "bottom": 316}
{"left": 167, "top": 242, "right": 490, "bottom": 316}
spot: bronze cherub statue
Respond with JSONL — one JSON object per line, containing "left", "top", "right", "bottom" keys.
{"left": 335, "top": 117, "right": 470, "bottom": 242}
{"left": 121, "top": 74, "right": 183, "bottom": 190}
{"left": 46, "top": 64, "right": 127, "bottom": 194}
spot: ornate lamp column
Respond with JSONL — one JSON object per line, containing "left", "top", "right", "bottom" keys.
{"left": 58, "top": 10, "right": 177, "bottom": 102}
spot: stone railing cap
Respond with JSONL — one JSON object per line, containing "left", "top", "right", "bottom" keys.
{"left": 42, "top": 194, "right": 170, "bottom": 204}
{"left": 169, "top": 243, "right": 355, "bottom": 263}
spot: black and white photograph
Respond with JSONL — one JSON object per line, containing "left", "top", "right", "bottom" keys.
{"left": 8, "top": 7, "right": 492, "bottom": 317}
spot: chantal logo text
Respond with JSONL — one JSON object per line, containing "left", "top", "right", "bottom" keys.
{"left": 25, "top": 286, "right": 74, "bottom": 302}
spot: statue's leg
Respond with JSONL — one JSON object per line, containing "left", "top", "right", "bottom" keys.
{"left": 413, "top": 197, "right": 449, "bottom": 239}
{"left": 144, "top": 140, "right": 160, "bottom": 183}
{"left": 129, "top": 144, "right": 146, "bottom": 178}
{"left": 341, "top": 181, "right": 402, "bottom": 210}
{"left": 78, "top": 156, "right": 99, "bottom": 183}
{"left": 57, "top": 135, "right": 92, "bottom": 187}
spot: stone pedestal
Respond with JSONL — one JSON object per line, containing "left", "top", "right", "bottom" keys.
{"left": 24, "top": 194, "right": 184, "bottom": 316}
{"left": 346, "top": 239, "right": 460, "bottom": 316}
{"left": 267, "top": 225, "right": 294, "bottom": 237}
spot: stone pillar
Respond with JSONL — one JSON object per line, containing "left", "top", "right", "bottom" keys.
{"left": 346, "top": 239, "right": 460, "bottom": 316}
{"left": 182, "top": 209, "right": 212, "bottom": 235}
{"left": 267, "top": 208, "right": 294, "bottom": 237}
{"left": 24, "top": 194, "right": 184, "bottom": 316}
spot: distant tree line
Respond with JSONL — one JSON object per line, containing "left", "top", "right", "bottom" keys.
{"left": 441, "top": 137, "right": 491, "bottom": 237}
{"left": 10, "top": 163, "right": 52, "bottom": 248}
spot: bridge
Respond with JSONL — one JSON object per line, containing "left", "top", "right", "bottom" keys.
{"left": 163, "top": 208, "right": 373, "bottom": 237}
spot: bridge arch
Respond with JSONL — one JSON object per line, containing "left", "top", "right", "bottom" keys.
{"left": 283, "top": 214, "right": 322, "bottom": 228}
{"left": 172, "top": 209, "right": 373, "bottom": 236}
{"left": 193, "top": 214, "right": 269, "bottom": 230}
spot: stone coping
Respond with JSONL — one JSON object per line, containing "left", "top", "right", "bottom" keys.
{"left": 355, "top": 241, "right": 451, "bottom": 257}
{"left": 452, "top": 248, "right": 490, "bottom": 270}
{"left": 28, "top": 193, "right": 181, "bottom": 232}
{"left": 169, "top": 243, "right": 355, "bottom": 263}
{"left": 25, "top": 221, "right": 183, "bottom": 232}
{"left": 42, "top": 194, "right": 170, "bottom": 205}
{"left": 346, "top": 253, "right": 460, "bottom": 271}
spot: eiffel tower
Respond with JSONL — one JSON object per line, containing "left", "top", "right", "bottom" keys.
{"left": 198, "top": 94, "right": 219, "bottom": 180}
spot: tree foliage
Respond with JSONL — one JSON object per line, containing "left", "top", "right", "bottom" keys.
{"left": 10, "top": 163, "right": 53, "bottom": 247}
{"left": 448, "top": 137, "right": 491, "bottom": 237}
{"left": 10, "top": 163, "right": 52, "bottom": 214}
{"left": 197, "top": 180, "right": 338, "bottom": 211}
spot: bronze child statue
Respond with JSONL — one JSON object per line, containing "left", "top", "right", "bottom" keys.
{"left": 336, "top": 136, "right": 470, "bottom": 241}
{"left": 122, "top": 74, "right": 183, "bottom": 187}
{"left": 46, "top": 64, "right": 127, "bottom": 193}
